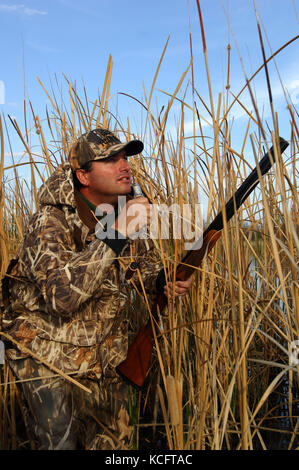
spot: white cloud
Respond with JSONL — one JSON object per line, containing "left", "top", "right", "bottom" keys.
{"left": 0, "top": 4, "right": 47, "bottom": 16}
{"left": 287, "top": 79, "right": 299, "bottom": 105}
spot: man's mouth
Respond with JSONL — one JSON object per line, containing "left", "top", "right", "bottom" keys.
{"left": 118, "top": 176, "right": 130, "bottom": 183}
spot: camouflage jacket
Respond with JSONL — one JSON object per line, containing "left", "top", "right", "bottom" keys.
{"left": 1, "top": 162, "right": 162, "bottom": 379}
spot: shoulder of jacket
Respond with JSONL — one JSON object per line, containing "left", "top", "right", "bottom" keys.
{"left": 23, "top": 205, "right": 70, "bottom": 238}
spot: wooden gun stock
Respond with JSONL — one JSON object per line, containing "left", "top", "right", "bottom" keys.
{"left": 116, "top": 138, "right": 289, "bottom": 389}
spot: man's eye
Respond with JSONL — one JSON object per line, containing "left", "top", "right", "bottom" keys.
{"left": 104, "top": 156, "right": 116, "bottom": 163}
{"left": 105, "top": 154, "right": 127, "bottom": 163}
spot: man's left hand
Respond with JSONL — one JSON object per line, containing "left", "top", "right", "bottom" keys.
{"left": 163, "top": 278, "right": 192, "bottom": 299}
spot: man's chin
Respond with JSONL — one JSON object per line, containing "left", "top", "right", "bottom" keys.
{"left": 117, "top": 186, "right": 131, "bottom": 195}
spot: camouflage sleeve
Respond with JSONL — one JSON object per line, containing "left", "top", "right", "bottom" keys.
{"left": 131, "top": 239, "right": 164, "bottom": 296}
{"left": 23, "top": 206, "right": 128, "bottom": 318}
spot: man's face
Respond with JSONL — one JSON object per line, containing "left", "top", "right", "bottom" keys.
{"left": 76, "top": 150, "right": 132, "bottom": 205}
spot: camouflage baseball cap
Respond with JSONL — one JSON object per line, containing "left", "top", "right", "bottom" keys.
{"left": 69, "top": 127, "right": 144, "bottom": 170}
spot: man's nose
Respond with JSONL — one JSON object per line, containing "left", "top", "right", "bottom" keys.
{"left": 119, "top": 158, "right": 130, "bottom": 171}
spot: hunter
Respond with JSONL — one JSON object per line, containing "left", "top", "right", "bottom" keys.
{"left": 1, "top": 127, "right": 191, "bottom": 450}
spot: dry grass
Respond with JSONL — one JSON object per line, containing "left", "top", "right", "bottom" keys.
{"left": 0, "top": 3, "right": 298, "bottom": 450}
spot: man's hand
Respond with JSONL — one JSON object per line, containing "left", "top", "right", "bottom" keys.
{"left": 163, "top": 278, "right": 192, "bottom": 299}
{"left": 113, "top": 197, "right": 151, "bottom": 238}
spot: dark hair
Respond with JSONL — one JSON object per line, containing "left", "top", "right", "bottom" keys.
{"left": 72, "top": 160, "right": 93, "bottom": 189}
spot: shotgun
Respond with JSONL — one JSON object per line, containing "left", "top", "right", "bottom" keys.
{"left": 116, "top": 137, "right": 289, "bottom": 389}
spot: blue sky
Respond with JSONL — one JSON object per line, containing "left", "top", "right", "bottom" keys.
{"left": 0, "top": 0, "right": 298, "bottom": 171}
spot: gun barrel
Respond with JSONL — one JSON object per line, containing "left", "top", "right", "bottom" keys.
{"left": 181, "top": 137, "right": 289, "bottom": 260}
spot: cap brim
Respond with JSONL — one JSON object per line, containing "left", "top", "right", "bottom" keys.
{"left": 123, "top": 139, "right": 144, "bottom": 156}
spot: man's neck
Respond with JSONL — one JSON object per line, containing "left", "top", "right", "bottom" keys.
{"left": 79, "top": 187, "right": 118, "bottom": 209}
{"left": 77, "top": 190, "right": 97, "bottom": 213}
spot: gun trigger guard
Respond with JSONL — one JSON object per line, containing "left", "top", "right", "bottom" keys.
{"left": 125, "top": 261, "right": 139, "bottom": 280}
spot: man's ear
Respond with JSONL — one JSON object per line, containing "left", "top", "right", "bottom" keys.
{"left": 75, "top": 169, "right": 90, "bottom": 187}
